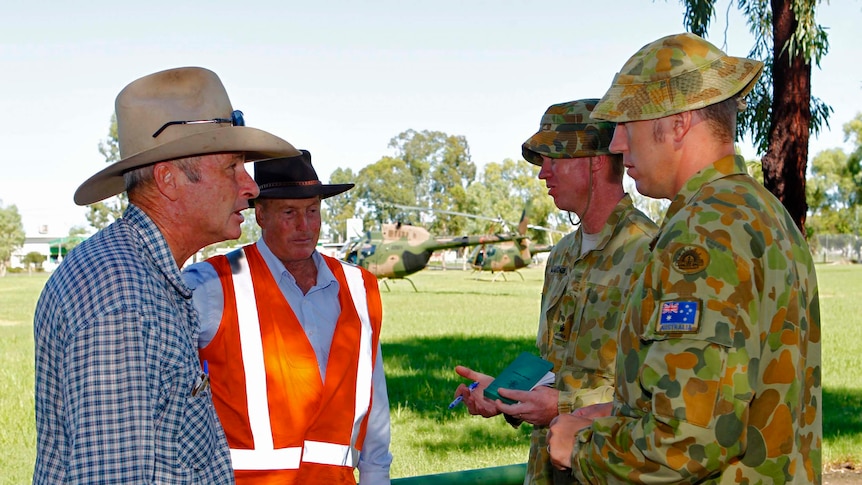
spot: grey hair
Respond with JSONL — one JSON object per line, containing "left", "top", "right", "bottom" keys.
{"left": 124, "top": 156, "right": 203, "bottom": 195}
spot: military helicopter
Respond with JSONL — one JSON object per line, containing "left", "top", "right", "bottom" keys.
{"left": 341, "top": 220, "right": 521, "bottom": 291}
{"left": 392, "top": 204, "right": 560, "bottom": 281}
{"left": 466, "top": 209, "right": 556, "bottom": 281}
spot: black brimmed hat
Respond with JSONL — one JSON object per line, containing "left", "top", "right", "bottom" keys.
{"left": 254, "top": 150, "right": 354, "bottom": 200}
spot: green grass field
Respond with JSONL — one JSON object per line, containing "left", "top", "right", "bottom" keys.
{"left": 1, "top": 263, "right": 860, "bottom": 483}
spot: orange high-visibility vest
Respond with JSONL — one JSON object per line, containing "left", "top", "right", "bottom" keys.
{"left": 200, "top": 244, "right": 382, "bottom": 484}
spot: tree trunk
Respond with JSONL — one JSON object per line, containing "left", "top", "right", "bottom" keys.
{"left": 762, "top": 0, "right": 812, "bottom": 236}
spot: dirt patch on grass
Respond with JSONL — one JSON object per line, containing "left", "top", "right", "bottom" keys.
{"left": 825, "top": 463, "right": 862, "bottom": 484}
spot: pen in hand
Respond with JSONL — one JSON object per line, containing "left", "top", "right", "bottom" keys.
{"left": 448, "top": 381, "right": 479, "bottom": 409}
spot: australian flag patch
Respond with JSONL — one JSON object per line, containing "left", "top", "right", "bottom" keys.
{"left": 656, "top": 299, "right": 701, "bottom": 333}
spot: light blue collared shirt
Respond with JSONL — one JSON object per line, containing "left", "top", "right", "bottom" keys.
{"left": 183, "top": 238, "right": 392, "bottom": 484}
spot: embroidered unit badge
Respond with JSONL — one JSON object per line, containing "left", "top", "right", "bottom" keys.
{"left": 672, "top": 246, "right": 709, "bottom": 274}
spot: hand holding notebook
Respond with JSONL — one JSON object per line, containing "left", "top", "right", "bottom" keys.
{"left": 483, "top": 352, "right": 554, "bottom": 405}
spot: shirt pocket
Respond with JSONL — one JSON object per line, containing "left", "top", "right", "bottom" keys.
{"left": 547, "top": 275, "right": 579, "bottom": 346}
{"left": 176, "top": 386, "right": 218, "bottom": 470}
{"left": 565, "top": 282, "right": 621, "bottom": 377}
{"left": 638, "top": 299, "right": 738, "bottom": 429}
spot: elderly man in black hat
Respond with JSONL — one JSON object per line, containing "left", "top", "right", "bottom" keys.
{"left": 183, "top": 152, "right": 392, "bottom": 485}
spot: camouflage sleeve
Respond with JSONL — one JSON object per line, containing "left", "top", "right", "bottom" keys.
{"left": 569, "top": 238, "right": 755, "bottom": 483}
{"left": 569, "top": 339, "right": 748, "bottom": 483}
{"left": 557, "top": 385, "right": 614, "bottom": 415}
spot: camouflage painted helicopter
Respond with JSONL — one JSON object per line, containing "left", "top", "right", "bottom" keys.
{"left": 392, "top": 204, "right": 559, "bottom": 281}
{"left": 466, "top": 209, "right": 555, "bottom": 281}
{"left": 341, "top": 221, "right": 521, "bottom": 291}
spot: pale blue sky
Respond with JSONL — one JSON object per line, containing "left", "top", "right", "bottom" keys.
{"left": 2, "top": 0, "right": 860, "bottom": 236}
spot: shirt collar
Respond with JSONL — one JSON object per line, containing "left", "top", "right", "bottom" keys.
{"left": 663, "top": 155, "right": 746, "bottom": 224}
{"left": 123, "top": 203, "right": 191, "bottom": 298}
{"left": 256, "top": 237, "right": 337, "bottom": 290}
{"left": 574, "top": 193, "right": 637, "bottom": 256}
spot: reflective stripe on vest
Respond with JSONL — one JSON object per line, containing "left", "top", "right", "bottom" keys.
{"left": 228, "top": 253, "right": 372, "bottom": 470}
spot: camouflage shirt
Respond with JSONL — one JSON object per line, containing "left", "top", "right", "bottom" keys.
{"left": 526, "top": 195, "right": 657, "bottom": 485}
{"left": 570, "top": 156, "right": 822, "bottom": 484}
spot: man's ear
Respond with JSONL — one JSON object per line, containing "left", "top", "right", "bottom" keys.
{"left": 589, "top": 155, "right": 606, "bottom": 173}
{"left": 152, "top": 162, "right": 180, "bottom": 201}
{"left": 254, "top": 200, "right": 266, "bottom": 227}
{"left": 671, "top": 111, "right": 694, "bottom": 142}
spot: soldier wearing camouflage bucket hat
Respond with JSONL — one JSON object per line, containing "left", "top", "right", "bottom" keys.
{"left": 548, "top": 34, "right": 822, "bottom": 484}
{"left": 452, "top": 99, "right": 657, "bottom": 485}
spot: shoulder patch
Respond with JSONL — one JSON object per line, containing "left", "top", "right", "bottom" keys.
{"left": 672, "top": 245, "right": 709, "bottom": 274}
{"left": 656, "top": 299, "right": 701, "bottom": 333}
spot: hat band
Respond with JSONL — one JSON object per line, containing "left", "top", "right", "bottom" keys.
{"left": 258, "top": 180, "right": 322, "bottom": 190}
{"left": 541, "top": 122, "right": 597, "bottom": 133}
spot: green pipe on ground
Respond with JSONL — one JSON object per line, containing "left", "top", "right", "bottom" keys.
{"left": 391, "top": 463, "right": 527, "bottom": 485}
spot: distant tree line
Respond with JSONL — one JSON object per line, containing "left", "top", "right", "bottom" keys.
{"left": 0, "top": 201, "right": 25, "bottom": 277}
{"left": 807, "top": 113, "right": 862, "bottom": 250}
{"left": 324, "top": 129, "right": 566, "bottom": 245}
{"left": 4, "top": 109, "right": 862, "bottom": 275}
{"left": 0, "top": 1, "right": 847, "bottom": 272}
{"left": 82, "top": 120, "right": 572, "bottom": 254}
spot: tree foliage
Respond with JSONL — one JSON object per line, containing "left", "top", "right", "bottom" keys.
{"left": 807, "top": 113, "right": 862, "bottom": 238}
{"left": 680, "top": 0, "right": 831, "bottom": 234}
{"left": 0, "top": 202, "right": 26, "bottom": 277}
{"left": 322, "top": 167, "right": 359, "bottom": 243}
{"left": 87, "top": 114, "right": 128, "bottom": 230}
{"left": 325, "top": 129, "right": 574, "bottom": 244}
{"left": 23, "top": 251, "right": 47, "bottom": 271}
{"left": 388, "top": 129, "right": 477, "bottom": 235}
{"left": 844, "top": 113, "right": 862, "bottom": 207}
{"left": 464, "top": 159, "right": 566, "bottom": 244}
{"left": 354, "top": 156, "right": 417, "bottom": 229}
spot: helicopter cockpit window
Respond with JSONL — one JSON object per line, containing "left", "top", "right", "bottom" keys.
{"left": 361, "top": 245, "right": 376, "bottom": 257}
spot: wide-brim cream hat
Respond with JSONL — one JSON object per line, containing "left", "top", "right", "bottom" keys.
{"left": 74, "top": 67, "right": 300, "bottom": 205}
{"left": 591, "top": 32, "right": 764, "bottom": 122}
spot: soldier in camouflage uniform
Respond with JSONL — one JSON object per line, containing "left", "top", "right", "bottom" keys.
{"left": 547, "top": 33, "right": 822, "bottom": 484}
{"left": 453, "top": 99, "right": 657, "bottom": 485}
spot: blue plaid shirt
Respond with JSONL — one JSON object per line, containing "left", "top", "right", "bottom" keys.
{"left": 33, "top": 204, "right": 234, "bottom": 484}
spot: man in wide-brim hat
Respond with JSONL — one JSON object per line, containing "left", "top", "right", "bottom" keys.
{"left": 34, "top": 66, "right": 300, "bottom": 484}
{"left": 547, "top": 32, "right": 821, "bottom": 484}
{"left": 183, "top": 152, "right": 392, "bottom": 484}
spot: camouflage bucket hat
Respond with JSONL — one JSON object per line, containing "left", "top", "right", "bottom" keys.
{"left": 522, "top": 98, "right": 615, "bottom": 166}
{"left": 591, "top": 32, "right": 764, "bottom": 122}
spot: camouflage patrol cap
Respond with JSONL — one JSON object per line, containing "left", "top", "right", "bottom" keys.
{"left": 521, "top": 98, "right": 615, "bottom": 166}
{"left": 591, "top": 32, "right": 764, "bottom": 122}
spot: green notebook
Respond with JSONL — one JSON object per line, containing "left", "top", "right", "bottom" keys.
{"left": 483, "top": 352, "right": 554, "bottom": 405}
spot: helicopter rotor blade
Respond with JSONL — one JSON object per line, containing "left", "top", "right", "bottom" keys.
{"left": 391, "top": 204, "right": 505, "bottom": 225}
{"left": 391, "top": 203, "right": 570, "bottom": 238}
